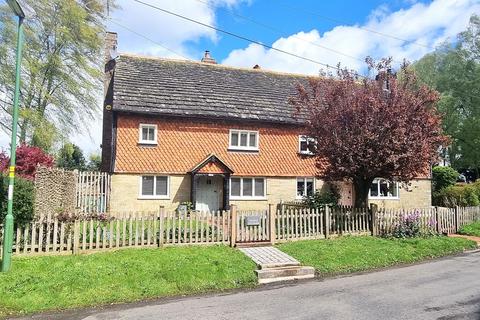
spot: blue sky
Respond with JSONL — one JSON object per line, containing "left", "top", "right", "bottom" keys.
{"left": 1, "top": 0, "right": 479, "bottom": 155}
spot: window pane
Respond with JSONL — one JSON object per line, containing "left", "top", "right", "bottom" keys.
{"left": 155, "top": 176, "right": 168, "bottom": 196}
{"left": 243, "top": 178, "right": 253, "bottom": 196}
{"left": 297, "top": 179, "right": 305, "bottom": 197}
{"left": 306, "top": 178, "right": 314, "bottom": 196}
{"left": 231, "top": 178, "right": 241, "bottom": 196}
{"left": 379, "top": 180, "right": 389, "bottom": 196}
{"left": 142, "top": 128, "right": 149, "bottom": 141}
{"left": 141, "top": 176, "right": 154, "bottom": 196}
{"left": 249, "top": 133, "right": 257, "bottom": 147}
{"left": 254, "top": 178, "right": 264, "bottom": 197}
{"left": 240, "top": 133, "right": 248, "bottom": 146}
{"left": 231, "top": 132, "right": 239, "bottom": 146}
{"left": 370, "top": 181, "right": 379, "bottom": 197}
{"left": 390, "top": 183, "right": 398, "bottom": 197}
{"left": 300, "top": 139, "right": 308, "bottom": 152}
{"left": 148, "top": 128, "right": 155, "bottom": 141}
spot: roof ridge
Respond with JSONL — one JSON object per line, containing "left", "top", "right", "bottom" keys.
{"left": 119, "top": 52, "right": 321, "bottom": 79}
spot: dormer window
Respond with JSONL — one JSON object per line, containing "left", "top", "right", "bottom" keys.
{"left": 139, "top": 124, "right": 157, "bottom": 145}
{"left": 229, "top": 129, "right": 258, "bottom": 151}
{"left": 299, "top": 135, "right": 315, "bottom": 155}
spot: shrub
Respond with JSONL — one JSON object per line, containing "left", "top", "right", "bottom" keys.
{"left": 432, "top": 166, "right": 459, "bottom": 192}
{"left": 303, "top": 183, "right": 341, "bottom": 208}
{"left": 433, "top": 185, "right": 480, "bottom": 207}
{"left": 387, "top": 211, "right": 423, "bottom": 238}
{"left": 0, "top": 144, "right": 54, "bottom": 180}
{"left": 0, "top": 174, "right": 35, "bottom": 225}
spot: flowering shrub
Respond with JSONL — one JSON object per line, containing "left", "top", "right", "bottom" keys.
{"left": 388, "top": 211, "right": 423, "bottom": 238}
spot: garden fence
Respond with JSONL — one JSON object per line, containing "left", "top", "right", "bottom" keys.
{"left": 1, "top": 205, "right": 479, "bottom": 257}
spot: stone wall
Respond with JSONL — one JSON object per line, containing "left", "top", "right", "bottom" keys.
{"left": 34, "top": 167, "right": 76, "bottom": 218}
{"left": 369, "top": 179, "right": 432, "bottom": 209}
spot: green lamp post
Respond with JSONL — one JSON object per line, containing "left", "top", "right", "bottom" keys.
{"left": 1, "top": 0, "right": 34, "bottom": 272}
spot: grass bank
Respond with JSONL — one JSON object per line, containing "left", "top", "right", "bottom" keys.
{"left": 0, "top": 245, "right": 256, "bottom": 318}
{"left": 458, "top": 221, "right": 480, "bottom": 237}
{"left": 277, "top": 236, "right": 477, "bottom": 275}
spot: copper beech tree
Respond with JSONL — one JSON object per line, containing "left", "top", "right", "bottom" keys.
{"left": 290, "top": 58, "right": 448, "bottom": 208}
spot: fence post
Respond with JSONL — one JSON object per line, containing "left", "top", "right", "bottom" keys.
{"left": 324, "top": 204, "right": 330, "bottom": 239}
{"left": 435, "top": 207, "right": 440, "bottom": 234}
{"left": 230, "top": 205, "right": 237, "bottom": 247}
{"left": 269, "top": 204, "right": 276, "bottom": 245}
{"left": 158, "top": 206, "right": 165, "bottom": 247}
{"left": 370, "top": 203, "right": 378, "bottom": 236}
{"left": 73, "top": 220, "right": 80, "bottom": 254}
{"left": 454, "top": 206, "right": 459, "bottom": 233}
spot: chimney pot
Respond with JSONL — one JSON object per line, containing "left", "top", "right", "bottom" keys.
{"left": 253, "top": 64, "right": 261, "bottom": 69}
{"left": 201, "top": 50, "right": 217, "bottom": 64}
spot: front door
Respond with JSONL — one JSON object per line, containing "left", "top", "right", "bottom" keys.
{"left": 196, "top": 175, "right": 223, "bottom": 212}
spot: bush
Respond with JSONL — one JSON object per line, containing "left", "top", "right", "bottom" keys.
{"left": 0, "top": 174, "right": 35, "bottom": 225}
{"left": 433, "top": 185, "right": 480, "bottom": 207}
{"left": 0, "top": 144, "right": 54, "bottom": 180}
{"left": 432, "top": 166, "right": 459, "bottom": 192}
{"left": 303, "top": 183, "right": 341, "bottom": 208}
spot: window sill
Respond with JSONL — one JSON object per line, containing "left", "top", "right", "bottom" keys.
{"left": 298, "top": 151, "right": 314, "bottom": 156}
{"left": 369, "top": 197, "right": 400, "bottom": 201}
{"left": 227, "top": 147, "right": 259, "bottom": 153}
{"left": 138, "top": 141, "right": 157, "bottom": 146}
{"left": 138, "top": 196, "right": 170, "bottom": 200}
{"left": 230, "top": 196, "right": 267, "bottom": 201}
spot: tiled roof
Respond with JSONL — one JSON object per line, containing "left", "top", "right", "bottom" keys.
{"left": 112, "top": 54, "right": 312, "bottom": 124}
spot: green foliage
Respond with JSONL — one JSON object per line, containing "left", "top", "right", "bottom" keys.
{"left": 277, "top": 236, "right": 477, "bottom": 275}
{"left": 413, "top": 14, "right": 480, "bottom": 172}
{"left": 433, "top": 184, "right": 480, "bottom": 207}
{"left": 458, "top": 221, "right": 480, "bottom": 237}
{"left": 303, "top": 183, "right": 340, "bottom": 208}
{"left": 56, "top": 143, "right": 86, "bottom": 170}
{"left": 86, "top": 154, "right": 101, "bottom": 171}
{"left": 432, "top": 166, "right": 459, "bottom": 192}
{"left": 0, "top": 174, "right": 34, "bottom": 225}
{"left": 0, "top": 0, "right": 113, "bottom": 149}
{"left": 0, "top": 246, "right": 256, "bottom": 317}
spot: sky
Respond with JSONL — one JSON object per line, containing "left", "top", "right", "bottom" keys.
{"left": 0, "top": 0, "right": 479, "bottom": 155}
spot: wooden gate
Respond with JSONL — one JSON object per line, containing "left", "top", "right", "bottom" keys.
{"left": 235, "top": 210, "right": 271, "bottom": 244}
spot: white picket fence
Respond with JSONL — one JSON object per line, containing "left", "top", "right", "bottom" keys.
{"left": 75, "top": 171, "right": 111, "bottom": 214}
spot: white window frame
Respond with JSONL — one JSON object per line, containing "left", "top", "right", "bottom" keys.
{"left": 368, "top": 178, "right": 400, "bottom": 200}
{"left": 296, "top": 177, "right": 315, "bottom": 199}
{"left": 298, "top": 135, "right": 315, "bottom": 155}
{"left": 138, "top": 123, "right": 158, "bottom": 145}
{"left": 230, "top": 177, "right": 266, "bottom": 200}
{"left": 138, "top": 175, "right": 170, "bottom": 199}
{"left": 228, "top": 129, "right": 259, "bottom": 151}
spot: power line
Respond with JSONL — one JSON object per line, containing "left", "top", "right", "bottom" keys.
{"left": 131, "top": 0, "right": 369, "bottom": 78}
{"left": 273, "top": 0, "right": 432, "bottom": 49}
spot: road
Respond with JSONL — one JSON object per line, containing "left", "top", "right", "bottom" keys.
{"left": 25, "top": 251, "right": 480, "bottom": 320}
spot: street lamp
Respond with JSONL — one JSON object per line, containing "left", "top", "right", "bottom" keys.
{"left": 1, "top": 0, "right": 34, "bottom": 272}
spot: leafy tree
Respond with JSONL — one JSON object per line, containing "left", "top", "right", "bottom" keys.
{"left": 0, "top": 144, "right": 54, "bottom": 179}
{"left": 432, "top": 166, "right": 459, "bottom": 192}
{"left": 86, "top": 153, "right": 101, "bottom": 171}
{"left": 290, "top": 58, "right": 447, "bottom": 207}
{"left": 0, "top": 0, "right": 112, "bottom": 151}
{"left": 413, "top": 15, "right": 480, "bottom": 175}
{"left": 56, "top": 143, "right": 86, "bottom": 170}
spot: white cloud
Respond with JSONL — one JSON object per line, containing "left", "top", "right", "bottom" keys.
{"left": 222, "top": 0, "right": 480, "bottom": 75}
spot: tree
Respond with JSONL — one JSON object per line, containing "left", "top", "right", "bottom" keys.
{"left": 413, "top": 15, "right": 480, "bottom": 176}
{"left": 0, "top": 144, "right": 54, "bottom": 179}
{"left": 432, "top": 166, "right": 459, "bottom": 193}
{"left": 290, "top": 58, "right": 447, "bottom": 207}
{"left": 0, "top": 0, "right": 112, "bottom": 152}
{"left": 86, "top": 153, "right": 101, "bottom": 171}
{"left": 56, "top": 143, "right": 86, "bottom": 170}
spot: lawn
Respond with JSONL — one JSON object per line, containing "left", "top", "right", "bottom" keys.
{"left": 458, "top": 221, "right": 480, "bottom": 237}
{"left": 0, "top": 245, "right": 257, "bottom": 318}
{"left": 277, "top": 236, "right": 477, "bottom": 275}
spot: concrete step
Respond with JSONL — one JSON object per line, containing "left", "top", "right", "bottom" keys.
{"left": 236, "top": 242, "right": 272, "bottom": 248}
{"left": 259, "top": 261, "right": 300, "bottom": 269}
{"left": 256, "top": 266, "right": 315, "bottom": 284}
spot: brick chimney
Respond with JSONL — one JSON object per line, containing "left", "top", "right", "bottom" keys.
{"left": 201, "top": 50, "right": 217, "bottom": 64}
{"left": 101, "top": 31, "right": 118, "bottom": 173}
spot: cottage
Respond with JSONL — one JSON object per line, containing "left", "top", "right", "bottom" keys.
{"left": 101, "top": 32, "right": 431, "bottom": 212}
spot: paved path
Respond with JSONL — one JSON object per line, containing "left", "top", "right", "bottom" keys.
{"left": 239, "top": 246, "right": 300, "bottom": 267}
{"left": 23, "top": 251, "right": 480, "bottom": 320}
{"left": 449, "top": 233, "right": 480, "bottom": 245}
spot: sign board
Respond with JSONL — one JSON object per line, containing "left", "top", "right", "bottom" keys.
{"left": 245, "top": 215, "right": 261, "bottom": 226}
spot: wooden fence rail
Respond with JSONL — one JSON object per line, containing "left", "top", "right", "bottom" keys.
{"left": 1, "top": 205, "right": 479, "bottom": 257}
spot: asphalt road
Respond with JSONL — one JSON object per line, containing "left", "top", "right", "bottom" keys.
{"left": 24, "top": 251, "right": 480, "bottom": 320}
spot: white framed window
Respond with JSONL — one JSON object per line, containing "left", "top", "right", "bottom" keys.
{"left": 229, "top": 129, "right": 259, "bottom": 151}
{"left": 369, "top": 178, "right": 399, "bottom": 199}
{"left": 139, "top": 124, "right": 157, "bottom": 144}
{"left": 298, "top": 135, "right": 316, "bottom": 155}
{"left": 139, "top": 175, "right": 169, "bottom": 199}
{"left": 230, "top": 177, "right": 266, "bottom": 200}
{"left": 296, "top": 177, "right": 315, "bottom": 199}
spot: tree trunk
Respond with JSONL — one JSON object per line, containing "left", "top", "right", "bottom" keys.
{"left": 353, "top": 177, "right": 374, "bottom": 208}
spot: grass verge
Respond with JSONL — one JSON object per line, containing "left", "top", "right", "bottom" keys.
{"left": 0, "top": 245, "right": 256, "bottom": 318}
{"left": 458, "top": 221, "right": 480, "bottom": 237}
{"left": 277, "top": 235, "right": 477, "bottom": 275}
